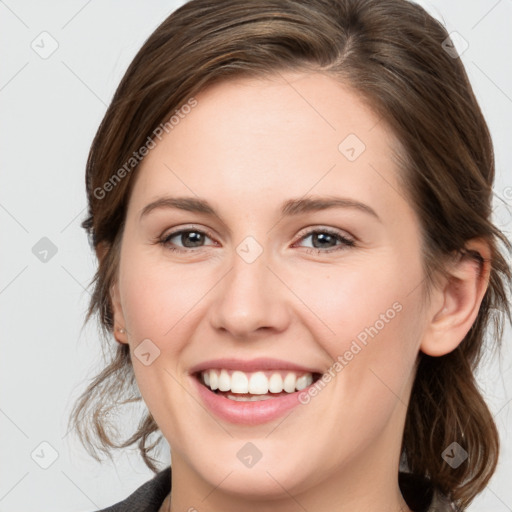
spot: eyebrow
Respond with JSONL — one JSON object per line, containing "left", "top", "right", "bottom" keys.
{"left": 139, "top": 195, "right": 381, "bottom": 222}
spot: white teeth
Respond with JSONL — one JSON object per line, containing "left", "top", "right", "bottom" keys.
{"left": 209, "top": 370, "right": 218, "bottom": 390}
{"left": 249, "top": 372, "right": 268, "bottom": 394}
{"left": 283, "top": 373, "right": 296, "bottom": 393}
{"left": 218, "top": 369, "right": 230, "bottom": 392}
{"left": 268, "top": 373, "right": 283, "bottom": 393}
{"left": 224, "top": 393, "right": 276, "bottom": 402}
{"left": 295, "top": 374, "right": 310, "bottom": 391}
{"left": 231, "top": 371, "right": 249, "bottom": 393}
{"left": 200, "top": 369, "right": 314, "bottom": 394}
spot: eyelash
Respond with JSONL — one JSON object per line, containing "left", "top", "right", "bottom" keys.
{"left": 156, "top": 226, "right": 355, "bottom": 255}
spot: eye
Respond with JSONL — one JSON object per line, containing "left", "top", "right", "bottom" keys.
{"left": 293, "top": 228, "right": 355, "bottom": 254}
{"left": 158, "top": 227, "right": 217, "bottom": 253}
{"left": 156, "top": 226, "right": 355, "bottom": 255}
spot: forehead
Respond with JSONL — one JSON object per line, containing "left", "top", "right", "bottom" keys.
{"left": 130, "top": 71, "right": 407, "bottom": 221}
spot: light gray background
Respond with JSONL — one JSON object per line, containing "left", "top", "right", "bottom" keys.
{"left": 1, "top": 1, "right": 511, "bottom": 510}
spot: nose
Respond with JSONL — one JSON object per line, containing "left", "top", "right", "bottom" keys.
{"left": 208, "top": 244, "right": 291, "bottom": 339}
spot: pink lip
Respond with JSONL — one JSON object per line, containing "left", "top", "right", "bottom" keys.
{"left": 189, "top": 358, "right": 323, "bottom": 425}
{"left": 188, "top": 357, "right": 322, "bottom": 375}
{"left": 191, "top": 374, "right": 317, "bottom": 425}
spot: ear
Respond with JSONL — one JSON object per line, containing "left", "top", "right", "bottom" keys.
{"left": 110, "top": 280, "right": 129, "bottom": 344}
{"left": 95, "top": 242, "right": 128, "bottom": 344}
{"left": 420, "top": 238, "right": 491, "bottom": 357}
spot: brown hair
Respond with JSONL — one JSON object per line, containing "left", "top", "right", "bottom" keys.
{"left": 68, "top": 0, "right": 512, "bottom": 508}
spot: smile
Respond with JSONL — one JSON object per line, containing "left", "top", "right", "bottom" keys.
{"left": 198, "top": 369, "right": 320, "bottom": 396}
{"left": 192, "top": 366, "right": 323, "bottom": 425}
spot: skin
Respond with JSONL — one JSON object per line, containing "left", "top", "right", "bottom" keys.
{"left": 107, "top": 71, "right": 490, "bottom": 512}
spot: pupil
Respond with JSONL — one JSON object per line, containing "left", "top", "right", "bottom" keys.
{"left": 183, "top": 231, "right": 203, "bottom": 247}
{"left": 314, "top": 233, "right": 335, "bottom": 248}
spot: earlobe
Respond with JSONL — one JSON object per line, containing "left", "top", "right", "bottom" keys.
{"left": 111, "top": 281, "right": 129, "bottom": 344}
{"left": 420, "top": 238, "right": 491, "bottom": 357}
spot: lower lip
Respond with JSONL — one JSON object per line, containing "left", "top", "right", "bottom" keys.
{"left": 192, "top": 375, "right": 315, "bottom": 425}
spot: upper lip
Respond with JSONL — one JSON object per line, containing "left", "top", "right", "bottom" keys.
{"left": 189, "top": 358, "right": 322, "bottom": 375}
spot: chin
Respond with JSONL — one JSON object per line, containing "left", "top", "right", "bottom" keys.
{"left": 190, "top": 451, "right": 317, "bottom": 500}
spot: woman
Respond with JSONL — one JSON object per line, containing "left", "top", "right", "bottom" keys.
{"left": 69, "top": 0, "right": 512, "bottom": 511}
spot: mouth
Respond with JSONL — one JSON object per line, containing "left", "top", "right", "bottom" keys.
{"left": 190, "top": 362, "right": 326, "bottom": 424}
{"left": 193, "top": 369, "right": 323, "bottom": 401}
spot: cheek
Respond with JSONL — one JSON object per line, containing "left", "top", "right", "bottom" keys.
{"left": 117, "top": 254, "right": 204, "bottom": 432}
{"left": 119, "top": 251, "right": 207, "bottom": 340}
{"left": 288, "top": 254, "right": 419, "bottom": 346}
{"left": 288, "top": 255, "right": 424, "bottom": 401}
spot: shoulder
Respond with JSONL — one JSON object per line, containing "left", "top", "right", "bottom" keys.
{"left": 399, "top": 472, "right": 459, "bottom": 512}
{"left": 93, "top": 466, "right": 172, "bottom": 512}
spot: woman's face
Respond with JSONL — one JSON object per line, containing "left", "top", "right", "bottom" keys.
{"left": 112, "top": 71, "right": 433, "bottom": 501}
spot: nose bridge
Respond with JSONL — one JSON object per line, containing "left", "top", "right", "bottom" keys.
{"left": 209, "top": 235, "right": 289, "bottom": 337}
